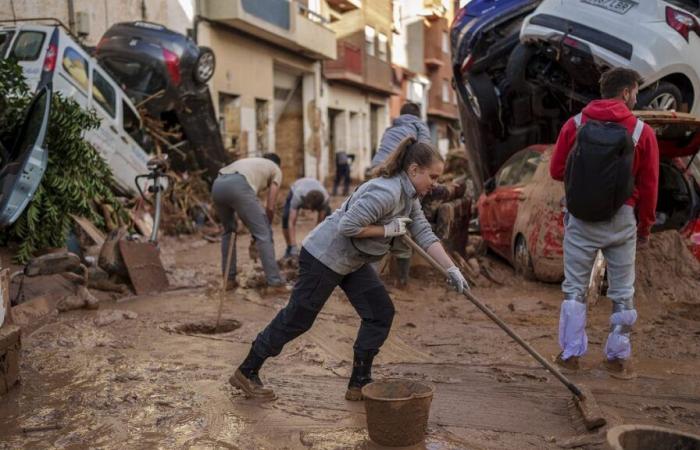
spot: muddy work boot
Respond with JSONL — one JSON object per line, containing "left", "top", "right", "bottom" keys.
{"left": 603, "top": 358, "right": 636, "bottom": 380}
{"left": 396, "top": 257, "right": 411, "bottom": 289}
{"left": 554, "top": 352, "right": 580, "bottom": 371}
{"left": 345, "top": 354, "right": 375, "bottom": 401}
{"left": 229, "top": 346, "right": 275, "bottom": 398}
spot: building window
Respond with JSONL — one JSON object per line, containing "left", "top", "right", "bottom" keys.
{"left": 378, "top": 33, "right": 388, "bottom": 61}
{"left": 365, "top": 25, "right": 375, "bottom": 57}
{"left": 442, "top": 30, "right": 449, "bottom": 54}
{"left": 442, "top": 79, "right": 450, "bottom": 103}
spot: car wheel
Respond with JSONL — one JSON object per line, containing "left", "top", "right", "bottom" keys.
{"left": 637, "top": 81, "right": 683, "bottom": 112}
{"left": 462, "top": 72, "right": 499, "bottom": 123}
{"left": 585, "top": 250, "right": 606, "bottom": 309}
{"left": 506, "top": 43, "right": 537, "bottom": 94}
{"left": 514, "top": 235, "right": 535, "bottom": 280}
{"left": 194, "top": 47, "right": 216, "bottom": 84}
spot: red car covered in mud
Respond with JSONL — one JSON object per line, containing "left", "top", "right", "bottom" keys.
{"left": 477, "top": 111, "right": 700, "bottom": 282}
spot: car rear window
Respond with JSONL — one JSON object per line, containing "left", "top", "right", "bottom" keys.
{"left": 11, "top": 30, "right": 45, "bottom": 61}
{"left": 62, "top": 47, "right": 89, "bottom": 91}
{"left": 92, "top": 69, "right": 116, "bottom": 118}
{"left": 666, "top": 0, "right": 700, "bottom": 16}
{"left": 0, "top": 31, "right": 15, "bottom": 58}
{"left": 101, "top": 58, "right": 166, "bottom": 96}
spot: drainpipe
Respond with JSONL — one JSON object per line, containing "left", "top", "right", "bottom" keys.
{"left": 67, "top": 0, "right": 76, "bottom": 34}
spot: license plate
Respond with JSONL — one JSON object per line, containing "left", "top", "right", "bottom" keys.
{"left": 580, "top": 0, "right": 637, "bottom": 15}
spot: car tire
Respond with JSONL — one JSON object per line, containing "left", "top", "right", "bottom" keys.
{"left": 194, "top": 47, "right": 216, "bottom": 84}
{"left": 462, "top": 72, "right": 499, "bottom": 123}
{"left": 514, "top": 235, "right": 536, "bottom": 280}
{"left": 637, "top": 81, "right": 683, "bottom": 112}
{"left": 506, "top": 43, "right": 537, "bottom": 94}
{"left": 585, "top": 250, "right": 606, "bottom": 309}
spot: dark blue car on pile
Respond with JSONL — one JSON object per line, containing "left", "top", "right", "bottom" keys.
{"left": 451, "top": 0, "right": 542, "bottom": 189}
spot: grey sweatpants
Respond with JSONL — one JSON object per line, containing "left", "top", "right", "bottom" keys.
{"left": 559, "top": 204, "right": 638, "bottom": 360}
{"left": 562, "top": 204, "right": 637, "bottom": 302}
{"left": 212, "top": 173, "right": 283, "bottom": 285}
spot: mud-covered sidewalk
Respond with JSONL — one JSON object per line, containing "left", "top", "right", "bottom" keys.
{"left": 1, "top": 210, "right": 699, "bottom": 449}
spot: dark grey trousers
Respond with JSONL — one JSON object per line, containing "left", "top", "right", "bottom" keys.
{"left": 211, "top": 173, "right": 283, "bottom": 284}
{"left": 253, "top": 247, "right": 395, "bottom": 360}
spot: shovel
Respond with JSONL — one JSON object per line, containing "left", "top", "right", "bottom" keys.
{"left": 401, "top": 235, "right": 606, "bottom": 430}
{"left": 122, "top": 158, "right": 171, "bottom": 295}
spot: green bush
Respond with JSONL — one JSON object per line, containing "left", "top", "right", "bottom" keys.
{"left": 0, "top": 58, "right": 126, "bottom": 263}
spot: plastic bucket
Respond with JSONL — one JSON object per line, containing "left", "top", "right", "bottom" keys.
{"left": 606, "top": 424, "right": 700, "bottom": 450}
{"left": 361, "top": 379, "right": 435, "bottom": 447}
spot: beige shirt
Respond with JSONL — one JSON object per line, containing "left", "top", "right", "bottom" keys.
{"left": 219, "top": 157, "right": 282, "bottom": 194}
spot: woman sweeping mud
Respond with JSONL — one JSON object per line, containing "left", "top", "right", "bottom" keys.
{"left": 229, "top": 139, "right": 469, "bottom": 400}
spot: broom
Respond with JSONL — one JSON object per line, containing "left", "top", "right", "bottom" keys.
{"left": 401, "top": 235, "right": 606, "bottom": 430}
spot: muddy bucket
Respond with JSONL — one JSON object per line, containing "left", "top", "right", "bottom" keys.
{"left": 361, "top": 379, "right": 435, "bottom": 447}
{"left": 606, "top": 424, "right": 700, "bottom": 450}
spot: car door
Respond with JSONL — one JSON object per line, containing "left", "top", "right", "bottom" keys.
{"left": 492, "top": 150, "right": 528, "bottom": 260}
{"left": 3, "top": 27, "right": 48, "bottom": 91}
{"left": 88, "top": 65, "right": 120, "bottom": 180}
{"left": 115, "top": 99, "right": 151, "bottom": 194}
{"left": 0, "top": 85, "right": 51, "bottom": 227}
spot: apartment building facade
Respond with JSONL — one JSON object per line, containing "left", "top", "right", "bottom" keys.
{"left": 196, "top": 0, "right": 337, "bottom": 186}
{"left": 322, "top": 0, "right": 393, "bottom": 181}
{"left": 390, "top": 0, "right": 460, "bottom": 156}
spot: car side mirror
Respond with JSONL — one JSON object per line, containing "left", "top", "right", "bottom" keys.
{"left": 484, "top": 177, "right": 496, "bottom": 194}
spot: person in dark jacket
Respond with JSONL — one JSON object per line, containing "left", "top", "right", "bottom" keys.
{"left": 332, "top": 151, "right": 355, "bottom": 196}
{"left": 371, "top": 102, "right": 431, "bottom": 167}
{"left": 229, "top": 139, "right": 469, "bottom": 400}
{"left": 370, "top": 102, "right": 432, "bottom": 286}
{"left": 550, "top": 68, "right": 659, "bottom": 378}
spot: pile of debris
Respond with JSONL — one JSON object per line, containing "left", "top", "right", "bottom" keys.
{"left": 635, "top": 230, "right": 700, "bottom": 306}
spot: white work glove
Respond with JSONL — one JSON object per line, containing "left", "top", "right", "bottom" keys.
{"left": 383, "top": 217, "right": 412, "bottom": 237}
{"left": 446, "top": 266, "right": 469, "bottom": 294}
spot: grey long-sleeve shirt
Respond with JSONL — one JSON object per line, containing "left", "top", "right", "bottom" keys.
{"left": 371, "top": 114, "right": 432, "bottom": 168}
{"left": 303, "top": 171, "right": 439, "bottom": 275}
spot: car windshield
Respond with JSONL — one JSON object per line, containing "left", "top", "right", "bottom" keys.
{"left": 0, "top": 31, "right": 15, "bottom": 57}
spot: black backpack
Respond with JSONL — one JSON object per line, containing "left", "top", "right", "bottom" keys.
{"left": 564, "top": 113, "right": 644, "bottom": 222}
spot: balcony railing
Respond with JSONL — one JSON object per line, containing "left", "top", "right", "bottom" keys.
{"left": 200, "top": 0, "right": 336, "bottom": 60}
{"left": 324, "top": 38, "right": 393, "bottom": 94}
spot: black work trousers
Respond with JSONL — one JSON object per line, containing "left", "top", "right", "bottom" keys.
{"left": 252, "top": 248, "right": 395, "bottom": 360}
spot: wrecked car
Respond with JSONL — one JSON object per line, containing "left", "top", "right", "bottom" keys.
{"left": 477, "top": 111, "right": 700, "bottom": 282}
{"left": 0, "top": 22, "right": 154, "bottom": 196}
{"left": 450, "top": 0, "right": 543, "bottom": 189}
{"left": 519, "top": 0, "right": 700, "bottom": 114}
{"left": 96, "top": 21, "right": 229, "bottom": 182}
{"left": 451, "top": 0, "right": 700, "bottom": 191}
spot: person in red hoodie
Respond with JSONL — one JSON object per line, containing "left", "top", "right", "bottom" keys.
{"left": 550, "top": 68, "right": 659, "bottom": 378}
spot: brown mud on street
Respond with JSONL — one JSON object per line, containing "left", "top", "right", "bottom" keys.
{"left": 1, "top": 211, "right": 699, "bottom": 449}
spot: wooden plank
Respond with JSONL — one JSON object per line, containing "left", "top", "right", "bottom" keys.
{"left": 71, "top": 215, "right": 105, "bottom": 247}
